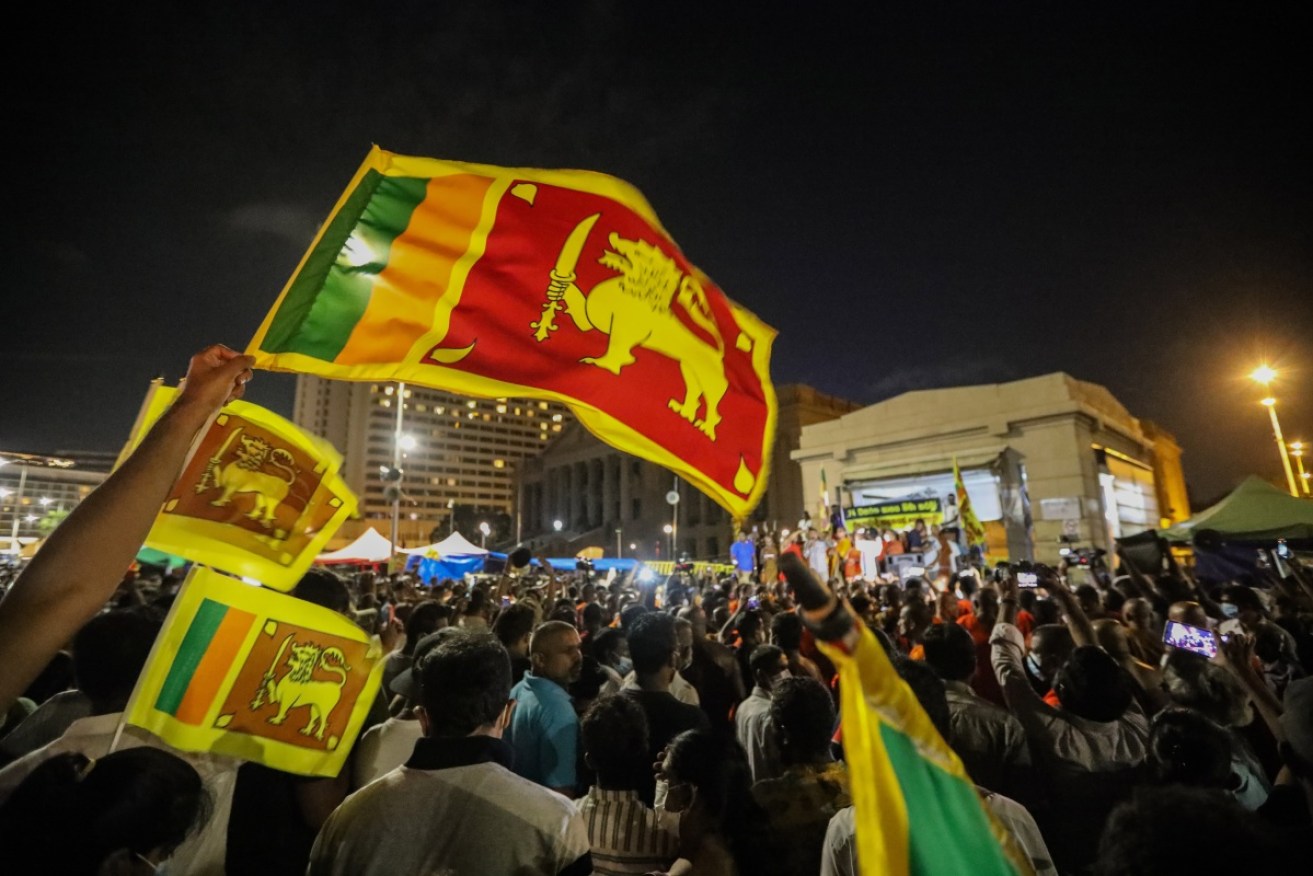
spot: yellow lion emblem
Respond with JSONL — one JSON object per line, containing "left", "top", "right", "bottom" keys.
{"left": 194, "top": 427, "right": 297, "bottom": 530}
{"left": 250, "top": 634, "right": 350, "bottom": 741}
{"left": 532, "top": 213, "right": 735, "bottom": 440}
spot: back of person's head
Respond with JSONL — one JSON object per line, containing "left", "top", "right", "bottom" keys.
{"left": 664, "top": 730, "right": 765, "bottom": 869}
{"left": 73, "top": 609, "right": 162, "bottom": 713}
{"left": 492, "top": 603, "right": 537, "bottom": 649}
{"left": 770, "top": 676, "right": 835, "bottom": 763}
{"left": 619, "top": 603, "right": 649, "bottom": 631}
{"left": 1121, "top": 596, "right": 1153, "bottom": 627}
{"left": 1094, "top": 785, "right": 1279, "bottom": 875}
{"left": 1075, "top": 584, "right": 1102, "bottom": 613}
{"left": 591, "top": 627, "right": 627, "bottom": 665}
{"left": 403, "top": 600, "right": 447, "bottom": 655}
{"left": 1092, "top": 618, "right": 1132, "bottom": 660}
{"left": 921, "top": 622, "right": 976, "bottom": 682}
{"left": 1029, "top": 624, "right": 1074, "bottom": 668}
{"left": 1054, "top": 645, "right": 1134, "bottom": 723}
{"left": 1166, "top": 600, "right": 1209, "bottom": 630}
{"left": 1102, "top": 587, "right": 1126, "bottom": 615}
{"left": 581, "top": 694, "right": 650, "bottom": 789}
{"left": 581, "top": 602, "right": 604, "bottom": 628}
{"left": 417, "top": 631, "right": 511, "bottom": 737}
{"left": 628, "top": 612, "right": 677, "bottom": 675}
{"left": 894, "top": 656, "right": 952, "bottom": 740}
{"left": 1148, "top": 708, "right": 1233, "bottom": 788}
{"left": 1252, "top": 623, "right": 1293, "bottom": 664}
{"left": 1162, "top": 650, "right": 1250, "bottom": 727}
{"left": 293, "top": 568, "right": 351, "bottom": 614}
{"left": 769, "top": 611, "right": 804, "bottom": 651}
{"left": 0, "top": 748, "right": 207, "bottom": 873}
{"left": 748, "top": 644, "right": 785, "bottom": 679}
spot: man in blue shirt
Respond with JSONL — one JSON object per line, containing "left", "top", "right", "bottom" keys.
{"left": 731, "top": 532, "right": 757, "bottom": 584}
{"left": 507, "top": 620, "right": 584, "bottom": 796}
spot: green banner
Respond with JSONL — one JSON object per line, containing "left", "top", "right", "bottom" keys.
{"left": 844, "top": 498, "right": 943, "bottom": 533}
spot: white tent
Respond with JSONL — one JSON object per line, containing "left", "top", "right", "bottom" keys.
{"left": 316, "top": 527, "right": 395, "bottom": 564}
{"left": 400, "top": 531, "right": 489, "bottom": 556}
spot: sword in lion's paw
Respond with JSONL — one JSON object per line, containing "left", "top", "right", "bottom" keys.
{"left": 532, "top": 212, "right": 601, "bottom": 342}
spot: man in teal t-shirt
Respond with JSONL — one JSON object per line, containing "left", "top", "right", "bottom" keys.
{"left": 506, "top": 620, "right": 584, "bottom": 796}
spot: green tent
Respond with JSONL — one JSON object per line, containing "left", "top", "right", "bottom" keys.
{"left": 1162, "top": 476, "right": 1313, "bottom": 543}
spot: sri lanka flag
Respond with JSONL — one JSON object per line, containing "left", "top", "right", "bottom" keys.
{"left": 245, "top": 147, "right": 777, "bottom": 520}
{"left": 953, "top": 457, "right": 986, "bottom": 548}
{"left": 122, "top": 567, "right": 383, "bottom": 777}
{"left": 817, "top": 619, "right": 1032, "bottom": 876}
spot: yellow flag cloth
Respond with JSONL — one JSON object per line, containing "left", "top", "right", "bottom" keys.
{"left": 119, "top": 383, "right": 357, "bottom": 591}
{"left": 123, "top": 566, "right": 383, "bottom": 777}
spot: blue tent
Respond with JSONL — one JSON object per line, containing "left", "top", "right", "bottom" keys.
{"left": 406, "top": 553, "right": 487, "bottom": 581}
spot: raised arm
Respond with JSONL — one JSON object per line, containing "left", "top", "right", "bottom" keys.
{"left": 0, "top": 345, "right": 253, "bottom": 713}
{"left": 1044, "top": 568, "right": 1096, "bottom": 649}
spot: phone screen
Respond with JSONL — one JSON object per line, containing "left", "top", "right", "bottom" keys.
{"left": 1017, "top": 572, "right": 1038, "bottom": 588}
{"left": 1163, "top": 620, "right": 1217, "bottom": 658}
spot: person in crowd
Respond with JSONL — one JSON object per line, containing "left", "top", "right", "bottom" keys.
{"left": 678, "top": 604, "right": 745, "bottom": 735}
{"left": 492, "top": 601, "right": 538, "bottom": 686}
{"left": 622, "top": 617, "right": 700, "bottom": 706}
{"left": 1146, "top": 707, "right": 1235, "bottom": 790}
{"left": 382, "top": 599, "right": 448, "bottom": 698}
{"left": 353, "top": 629, "right": 461, "bottom": 789}
{"left": 653, "top": 729, "right": 770, "bottom": 876}
{"left": 804, "top": 528, "right": 830, "bottom": 581}
{"left": 734, "top": 644, "right": 789, "bottom": 783}
{"left": 591, "top": 627, "right": 632, "bottom": 679}
{"left": 991, "top": 573, "right": 1149, "bottom": 872}
{"left": 1092, "top": 618, "right": 1169, "bottom": 714}
{"left": 506, "top": 620, "right": 584, "bottom": 797}
{"left": 751, "top": 676, "right": 850, "bottom": 875}
{"left": 921, "top": 622, "right": 1035, "bottom": 804}
{"left": 578, "top": 695, "right": 679, "bottom": 876}
{"left": 623, "top": 612, "right": 710, "bottom": 797}
{"left": 1161, "top": 649, "right": 1271, "bottom": 809}
{"left": 956, "top": 584, "right": 1004, "bottom": 705}
{"left": 906, "top": 519, "right": 928, "bottom": 552}
{"left": 770, "top": 611, "right": 825, "bottom": 684}
{"left": 897, "top": 598, "right": 933, "bottom": 659}
{"left": 309, "top": 632, "right": 592, "bottom": 875}
{"left": 758, "top": 535, "right": 779, "bottom": 584}
{"left": 1022, "top": 624, "right": 1074, "bottom": 702}
{"left": 731, "top": 532, "right": 756, "bottom": 584}
{"left": 1094, "top": 784, "right": 1280, "bottom": 874}
{"left": 0, "top": 748, "right": 209, "bottom": 874}
{"left": 1119, "top": 596, "right": 1165, "bottom": 665}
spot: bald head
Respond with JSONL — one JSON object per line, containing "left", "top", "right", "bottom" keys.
{"left": 529, "top": 620, "right": 582, "bottom": 686}
{"left": 1093, "top": 619, "right": 1131, "bottom": 660}
{"left": 1168, "top": 601, "right": 1209, "bottom": 630}
{"left": 1122, "top": 597, "right": 1154, "bottom": 629}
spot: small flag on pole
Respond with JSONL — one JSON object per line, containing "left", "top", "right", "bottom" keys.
{"left": 123, "top": 567, "right": 384, "bottom": 777}
{"left": 953, "top": 457, "right": 986, "bottom": 548}
{"left": 119, "top": 385, "right": 357, "bottom": 591}
{"left": 245, "top": 147, "right": 778, "bottom": 520}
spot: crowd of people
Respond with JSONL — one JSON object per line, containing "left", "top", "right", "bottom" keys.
{"left": 0, "top": 346, "right": 1310, "bottom": 875}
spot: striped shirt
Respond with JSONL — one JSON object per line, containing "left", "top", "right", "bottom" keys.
{"left": 579, "top": 786, "right": 680, "bottom": 876}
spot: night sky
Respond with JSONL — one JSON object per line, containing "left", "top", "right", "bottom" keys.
{"left": 4, "top": 3, "right": 1309, "bottom": 503}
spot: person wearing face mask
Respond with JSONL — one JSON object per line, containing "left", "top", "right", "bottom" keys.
{"left": 652, "top": 730, "right": 770, "bottom": 876}
{"left": 734, "top": 645, "right": 789, "bottom": 783}
{"left": 624, "top": 617, "right": 700, "bottom": 707}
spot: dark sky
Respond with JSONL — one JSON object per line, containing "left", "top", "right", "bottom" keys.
{"left": 3, "top": 2, "right": 1309, "bottom": 502}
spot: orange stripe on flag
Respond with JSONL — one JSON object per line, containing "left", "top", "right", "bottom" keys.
{"left": 174, "top": 607, "right": 256, "bottom": 725}
{"left": 336, "top": 173, "right": 493, "bottom": 365}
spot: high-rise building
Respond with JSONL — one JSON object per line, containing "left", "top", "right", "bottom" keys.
{"left": 292, "top": 375, "right": 572, "bottom": 547}
{"left": 1, "top": 451, "right": 108, "bottom": 554}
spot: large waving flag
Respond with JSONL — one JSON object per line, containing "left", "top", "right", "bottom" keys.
{"left": 245, "top": 148, "right": 777, "bottom": 519}
{"left": 123, "top": 567, "right": 383, "bottom": 777}
{"left": 953, "top": 457, "right": 986, "bottom": 548}
{"left": 817, "top": 613, "right": 1030, "bottom": 876}
{"left": 120, "top": 382, "right": 357, "bottom": 591}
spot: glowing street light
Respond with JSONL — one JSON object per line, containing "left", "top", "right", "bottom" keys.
{"left": 1250, "top": 367, "right": 1299, "bottom": 497}
{"left": 397, "top": 433, "right": 417, "bottom": 452}
{"left": 662, "top": 523, "right": 674, "bottom": 559}
{"left": 553, "top": 519, "right": 563, "bottom": 532}
{"left": 479, "top": 520, "right": 492, "bottom": 548}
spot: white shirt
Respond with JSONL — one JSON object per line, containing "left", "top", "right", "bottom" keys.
{"left": 351, "top": 716, "right": 424, "bottom": 789}
{"left": 734, "top": 685, "right": 780, "bottom": 783}
{"left": 622, "top": 671, "right": 700, "bottom": 707}
{"left": 805, "top": 539, "right": 830, "bottom": 579}
{"left": 854, "top": 538, "right": 884, "bottom": 581}
{"left": 0, "top": 712, "right": 238, "bottom": 876}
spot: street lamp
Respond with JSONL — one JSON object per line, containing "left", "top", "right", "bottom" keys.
{"left": 398, "top": 433, "right": 417, "bottom": 452}
{"left": 1251, "top": 366, "right": 1300, "bottom": 497}
{"left": 1291, "top": 442, "right": 1311, "bottom": 497}
{"left": 663, "top": 523, "right": 674, "bottom": 559}
{"left": 553, "top": 519, "right": 563, "bottom": 532}
{"left": 479, "top": 520, "right": 491, "bottom": 548}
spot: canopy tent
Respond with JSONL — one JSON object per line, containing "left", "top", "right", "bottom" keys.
{"left": 315, "top": 527, "right": 395, "bottom": 564}
{"left": 1162, "top": 476, "right": 1313, "bottom": 544}
{"left": 400, "top": 531, "right": 489, "bottom": 557}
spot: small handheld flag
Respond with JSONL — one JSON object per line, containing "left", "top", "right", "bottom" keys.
{"left": 123, "top": 567, "right": 384, "bottom": 777}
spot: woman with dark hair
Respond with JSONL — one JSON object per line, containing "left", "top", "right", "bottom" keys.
{"left": 0, "top": 747, "right": 207, "bottom": 873}
{"left": 655, "top": 729, "right": 768, "bottom": 875}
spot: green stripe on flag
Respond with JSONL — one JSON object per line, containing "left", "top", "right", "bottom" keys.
{"left": 260, "top": 172, "right": 430, "bottom": 362}
{"left": 155, "top": 598, "right": 229, "bottom": 716}
{"left": 882, "top": 724, "right": 1017, "bottom": 876}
